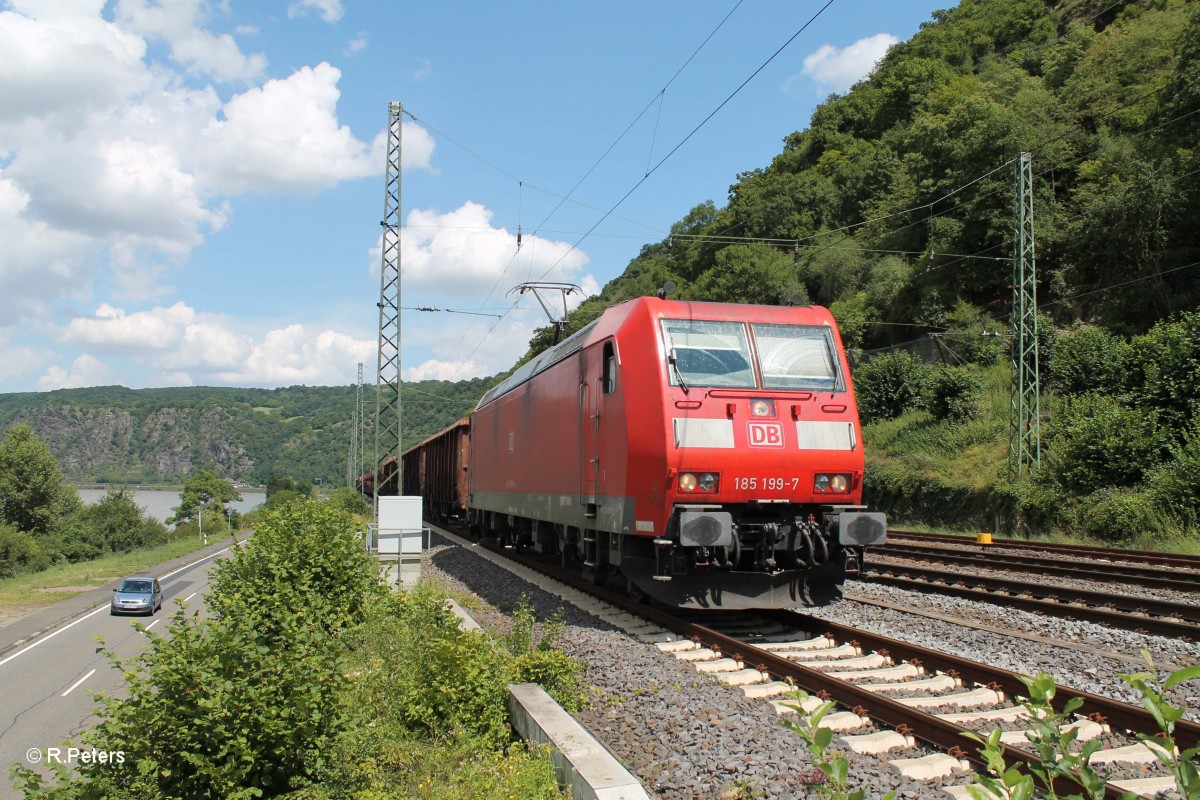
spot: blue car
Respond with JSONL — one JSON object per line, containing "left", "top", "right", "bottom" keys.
{"left": 110, "top": 576, "right": 163, "bottom": 616}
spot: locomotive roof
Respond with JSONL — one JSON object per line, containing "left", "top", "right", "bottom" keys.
{"left": 474, "top": 297, "right": 833, "bottom": 411}
{"left": 475, "top": 314, "right": 604, "bottom": 410}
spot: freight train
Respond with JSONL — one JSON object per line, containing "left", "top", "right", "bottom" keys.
{"left": 390, "top": 295, "right": 886, "bottom": 609}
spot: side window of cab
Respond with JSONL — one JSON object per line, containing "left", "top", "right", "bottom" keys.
{"left": 602, "top": 341, "right": 617, "bottom": 395}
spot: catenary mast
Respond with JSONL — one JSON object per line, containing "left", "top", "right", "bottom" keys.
{"left": 374, "top": 101, "right": 403, "bottom": 514}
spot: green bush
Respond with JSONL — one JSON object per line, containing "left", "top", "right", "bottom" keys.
{"left": 0, "top": 523, "right": 48, "bottom": 578}
{"left": 1047, "top": 324, "right": 1132, "bottom": 396}
{"left": 1074, "top": 487, "right": 1160, "bottom": 544}
{"left": 326, "top": 486, "right": 372, "bottom": 518}
{"left": 926, "top": 366, "right": 983, "bottom": 422}
{"left": 349, "top": 587, "right": 510, "bottom": 743}
{"left": 1130, "top": 310, "right": 1200, "bottom": 436}
{"left": 853, "top": 351, "right": 930, "bottom": 423}
{"left": 1146, "top": 425, "right": 1200, "bottom": 515}
{"left": 942, "top": 301, "right": 1005, "bottom": 366}
{"left": 1043, "top": 394, "right": 1163, "bottom": 495}
{"left": 209, "top": 499, "right": 382, "bottom": 636}
{"left": 503, "top": 603, "right": 584, "bottom": 711}
{"left": 11, "top": 497, "right": 384, "bottom": 799}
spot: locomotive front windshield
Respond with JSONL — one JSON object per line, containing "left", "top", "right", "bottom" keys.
{"left": 663, "top": 319, "right": 756, "bottom": 388}
{"left": 663, "top": 318, "right": 842, "bottom": 391}
{"left": 752, "top": 323, "right": 841, "bottom": 390}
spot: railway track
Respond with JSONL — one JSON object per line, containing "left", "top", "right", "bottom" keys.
{"left": 888, "top": 529, "right": 1200, "bottom": 571}
{"left": 858, "top": 561, "right": 1200, "bottom": 640}
{"left": 871, "top": 542, "right": 1200, "bottom": 593}
{"left": 436, "top": 525, "right": 1197, "bottom": 798}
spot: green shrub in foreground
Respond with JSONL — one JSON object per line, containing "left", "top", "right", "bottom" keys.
{"left": 964, "top": 654, "right": 1200, "bottom": 799}
{"left": 11, "top": 498, "right": 379, "bottom": 799}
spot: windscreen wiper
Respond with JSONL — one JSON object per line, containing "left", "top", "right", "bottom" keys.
{"left": 668, "top": 349, "right": 690, "bottom": 395}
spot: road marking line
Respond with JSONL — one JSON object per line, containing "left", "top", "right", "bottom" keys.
{"left": 62, "top": 668, "right": 96, "bottom": 697}
{"left": 145, "top": 620, "right": 161, "bottom": 631}
{"left": 0, "top": 545, "right": 232, "bottom": 670}
{"left": 183, "top": 592, "right": 197, "bottom": 603}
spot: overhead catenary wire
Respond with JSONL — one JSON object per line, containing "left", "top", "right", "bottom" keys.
{"left": 408, "top": 3, "right": 1197, "bottom": 383}
{"left": 394, "top": 3, "right": 748, "bottom": 383}
{"left": 527, "top": 0, "right": 839, "bottom": 288}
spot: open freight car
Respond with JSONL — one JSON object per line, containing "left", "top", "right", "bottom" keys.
{"left": 400, "top": 418, "right": 470, "bottom": 523}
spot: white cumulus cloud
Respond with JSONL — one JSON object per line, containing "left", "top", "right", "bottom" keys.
{"left": 113, "top": 0, "right": 266, "bottom": 82}
{"left": 38, "top": 353, "right": 115, "bottom": 390}
{"left": 0, "top": 2, "right": 397, "bottom": 328}
{"left": 795, "top": 32, "right": 898, "bottom": 95}
{"left": 397, "top": 201, "right": 591, "bottom": 297}
{"left": 288, "top": 0, "right": 343, "bottom": 24}
{"left": 57, "top": 301, "right": 374, "bottom": 387}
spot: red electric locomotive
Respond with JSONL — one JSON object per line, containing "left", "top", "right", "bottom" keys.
{"left": 464, "top": 295, "right": 886, "bottom": 609}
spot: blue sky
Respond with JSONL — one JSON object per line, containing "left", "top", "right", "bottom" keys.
{"left": 0, "top": 0, "right": 949, "bottom": 394}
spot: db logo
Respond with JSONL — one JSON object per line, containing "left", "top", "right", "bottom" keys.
{"left": 747, "top": 422, "right": 785, "bottom": 447}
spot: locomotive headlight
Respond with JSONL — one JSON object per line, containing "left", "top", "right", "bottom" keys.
{"left": 814, "top": 473, "right": 850, "bottom": 493}
{"left": 750, "top": 398, "right": 775, "bottom": 417}
{"left": 678, "top": 472, "right": 719, "bottom": 493}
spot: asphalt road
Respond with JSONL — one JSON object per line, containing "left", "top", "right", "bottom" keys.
{"left": 0, "top": 541, "right": 236, "bottom": 798}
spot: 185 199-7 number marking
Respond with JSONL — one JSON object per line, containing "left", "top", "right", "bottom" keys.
{"left": 734, "top": 477, "right": 800, "bottom": 491}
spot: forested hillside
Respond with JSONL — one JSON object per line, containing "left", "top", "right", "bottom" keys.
{"left": 533, "top": 0, "right": 1197, "bottom": 351}
{"left": 0, "top": 378, "right": 494, "bottom": 486}
{"left": 518, "top": 0, "right": 1200, "bottom": 542}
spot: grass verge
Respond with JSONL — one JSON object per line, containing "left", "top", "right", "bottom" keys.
{"left": 0, "top": 534, "right": 225, "bottom": 623}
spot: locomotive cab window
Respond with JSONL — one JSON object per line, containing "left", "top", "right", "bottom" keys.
{"left": 662, "top": 319, "right": 755, "bottom": 389}
{"left": 752, "top": 323, "right": 842, "bottom": 391}
{"left": 602, "top": 341, "right": 617, "bottom": 395}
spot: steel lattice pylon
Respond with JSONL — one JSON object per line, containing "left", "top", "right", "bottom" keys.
{"left": 374, "top": 102, "right": 403, "bottom": 510}
{"left": 1009, "top": 151, "right": 1040, "bottom": 478}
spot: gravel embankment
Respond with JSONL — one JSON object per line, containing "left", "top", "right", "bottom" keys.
{"left": 422, "top": 534, "right": 1199, "bottom": 799}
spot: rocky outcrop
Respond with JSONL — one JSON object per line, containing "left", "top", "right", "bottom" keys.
{"left": 21, "top": 405, "right": 254, "bottom": 483}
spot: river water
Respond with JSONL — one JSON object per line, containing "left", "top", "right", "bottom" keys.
{"left": 77, "top": 488, "right": 267, "bottom": 523}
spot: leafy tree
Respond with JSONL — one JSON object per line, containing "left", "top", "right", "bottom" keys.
{"left": 691, "top": 243, "right": 807, "bottom": 306}
{"left": 830, "top": 292, "right": 877, "bottom": 354}
{"left": 172, "top": 469, "right": 241, "bottom": 525}
{"left": 78, "top": 488, "right": 168, "bottom": 554}
{"left": 0, "top": 424, "right": 79, "bottom": 536}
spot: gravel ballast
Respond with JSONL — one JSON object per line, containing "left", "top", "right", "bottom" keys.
{"left": 421, "top": 533, "right": 1199, "bottom": 799}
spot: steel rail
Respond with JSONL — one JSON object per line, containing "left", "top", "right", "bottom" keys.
{"left": 459, "top": 532, "right": 1164, "bottom": 799}
{"left": 864, "top": 563, "right": 1200, "bottom": 634}
{"left": 889, "top": 530, "right": 1200, "bottom": 570}
{"left": 769, "top": 610, "right": 1200, "bottom": 753}
{"left": 871, "top": 543, "right": 1200, "bottom": 592}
